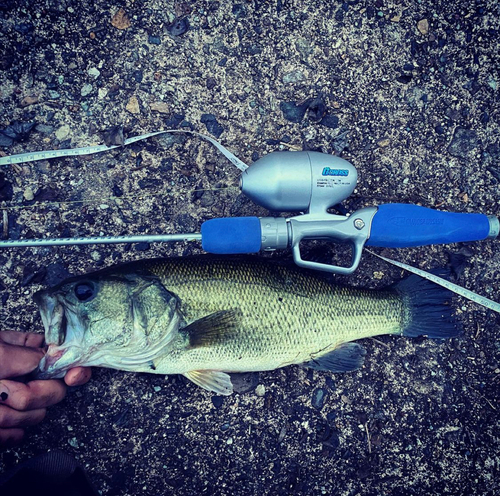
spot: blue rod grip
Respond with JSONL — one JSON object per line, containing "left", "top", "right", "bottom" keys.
{"left": 201, "top": 217, "right": 262, "bottom": 254}
{"left": 366, "top": 204, "right": 491, "bottom": 248}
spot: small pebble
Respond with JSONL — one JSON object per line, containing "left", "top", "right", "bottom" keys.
{"left": 417, "top": 19, "right": 429, "bottom": 35}
{"left": 320, "top": 115, "right": 339, "bottom": 129}
{"left": 88, "top": 67, "right": 100, "bottom": 78}
{"left": 23, "top": 187, "right": 34, "bottom": 201}
{"left": 283, "top": 70, "right": 305, "bottom": 84}
{"left": 255, "top": 384, "right": 266, "bottom": 397}
{"left": 280, "top": 101, "right": 308, "bottom": 123}
{"left": 226, "top": 437, "right": 233, "bottom": 445}
{"left": 81, "top": 83, "right": 93, "bottom": 97}
{"left": 150, "top": 101, "right": 170, "bottom": 113}
{"left": 55, "top": 125, "right": 70, "bottom": 140}
{"left": 448, "top": 127, "right": 478, "bottom": 159}
{"left": 168, "top": 18, "right": 189, "bottom": 36}
{"left": 68, "top": 437, "right": 79, "bottom": 448}
{"left": 111, "top": 8, "right": 131, "bottom": 30}
{"left": 148, "top": 35, "right": 161, "bottom": 45}
{"left": 311, "top": 388, "right": 328, "bottom": 410}
{"left": 126, "top": 95, "right": 140, "bottom": 114}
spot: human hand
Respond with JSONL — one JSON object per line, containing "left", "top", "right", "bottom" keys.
{"left": 0, "top": 331, "right": 91, "bottom": 447}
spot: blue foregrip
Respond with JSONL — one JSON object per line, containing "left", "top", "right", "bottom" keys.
{"left": 366, "top": 204, "right": 491, "bottom": 248}
{"left": 201, "top": 217, "right": 262, "bottom": 254}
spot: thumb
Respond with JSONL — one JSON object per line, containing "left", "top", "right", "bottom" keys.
{"left": 0, "top": 343, "right": 45, "bottom": 379}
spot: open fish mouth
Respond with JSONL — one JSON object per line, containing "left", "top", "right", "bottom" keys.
{"left": 34, "top": 290, "right": 74, "bottom": 379}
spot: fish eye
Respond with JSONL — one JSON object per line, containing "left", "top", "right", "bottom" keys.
{"left": 74, "top": 281, "right": 97, "bottom": 302}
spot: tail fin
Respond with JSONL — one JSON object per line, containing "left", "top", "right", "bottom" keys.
{"left": 395, "top": 274, "right": 460, "bottom": 339}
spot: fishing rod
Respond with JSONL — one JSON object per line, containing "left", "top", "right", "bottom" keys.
{"left": 1, "top": 136, "right": 498, "bottom": 274}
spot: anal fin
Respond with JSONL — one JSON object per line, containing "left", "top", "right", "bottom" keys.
{"left": 184, "top": 370, "right": 233, "bottom": 396}
{"left": 302, "top": 343, "right": 366, "bottom": 372}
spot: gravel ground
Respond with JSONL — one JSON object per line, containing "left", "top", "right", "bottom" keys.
{"left": 0, "top": 1, "right": 499, "bottom": 495}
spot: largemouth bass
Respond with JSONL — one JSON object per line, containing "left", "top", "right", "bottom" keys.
{"left": 35, "top": 257, "right": 458, "bottom": 395}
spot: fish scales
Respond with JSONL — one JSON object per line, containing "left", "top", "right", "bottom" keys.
{"left": 141, "top": 258, "right": 404, "bottom": 373}
{"left": 34, "top": 256, "right": 459, "bottom": 395}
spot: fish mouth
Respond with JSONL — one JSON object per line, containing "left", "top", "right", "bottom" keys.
{"left": 34, "top": 290, "right": 77, "bottom": 379}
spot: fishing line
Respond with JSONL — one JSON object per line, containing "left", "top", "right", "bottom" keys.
{"left": 0, "top": 186, "right": 240, "bottom": 212}
{"left": 367, "top": 249, "right": 500, "bottom": 314}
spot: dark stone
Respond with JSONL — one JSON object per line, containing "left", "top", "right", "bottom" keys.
{"left": 14, "top": 23, "right": 34, "bottom": 35}
{"left": 280, "top": 101, "right": 308, "bottom": 123}
{"left": 320, "top": 114, "right": 339, "bottom": 129}
{"left": 134, "top": 242, "right": 151, "bottom": 251}
{"left": 168, "top": 18, "right": 190, "bottom": 37}
{"left": 448, "top": 127, "right": 479, "bottom": 159}
{"left": 0, "top": 134, "right": 13, "bottom": 147}
{"left": 163, "top": 113, "right": 185, "bottom": 129}
{"left": 45, "top": 262, "right": 72, "bottom": 286}
{"left": 331, "top": 130, "right": 349, "bottom": 154}
{"left": 247, "top": 44, "right": 263, "bottom": 55}
{"left": 232, "top": 4, "right": 247, "bottom": 19}
{"left": 34, "top": 186, "right": 59, "bottom": 201}
{"left": 218, "top": 57, "right": 228, "bottom": 67}
{"left": 102, "top": 125, "right": 124, "bottom": 146}
{"left": 397, "top": 74, "right": 412, "bottom": 84}
{"left": 21, "top": 264, "right": 47, "bottom": 287}
{"left": 200, "top": 113, "right": 224, "bottom": 138}
{"left": 484, "top": 143, "right": 500, "bottom": 181}
{"left": 112, "top": 183, "right": 123, "bottom": 197}
{"left": 206, "top": 77, "right": 217, "bottom": 90}
{"left": 0, "top": 173, "right": 13, "bottom": 201}
{"left": 307, "top": 98, "right": 326, "bottom": 122}
{"left": 251, "top": 151, "right": 259, "bottom": 162}
{"left": 132, "top": 70, "right": 143, "bottom": 83}
{"left": 0, "top": 121, "right": 36, "bottom": 144}
{"left": 148, "top": 35, "right": 161, "bottom": 45}
{"left": 138, "top": 178, "right": 162, "bottom": 189}
{"left": 230, "top": 372, "right": 259, "bottom": 394}
{"left": 212, "top": 395, "right": 224, "bottom": 408}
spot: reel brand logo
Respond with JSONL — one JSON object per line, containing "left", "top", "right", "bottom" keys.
{"left": 322, "top": 167, "right": 349, "bottom": 177}
{"left": 390, "top": 217, "right": 444, "bottom": 226}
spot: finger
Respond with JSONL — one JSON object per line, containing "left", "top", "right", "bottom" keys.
{"left": 0, "top": 343, "right": 45, "bottom": 379}
{"left": 65, "top": 367, "right": 92, "bottom": 387}
{"left": 0, "top": 428, "right": 25, "bottom": 447}
{"left": 0, "top": 331, "right": 45, "bottom": 348}
{"left": 0, "top": 405, "right": 46, "bottom": 428}
{"left": 0, "top": 379, "right": 66, "bottom": 411}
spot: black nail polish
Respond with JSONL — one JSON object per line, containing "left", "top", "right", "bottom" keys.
{"left": 0, "top": 392, "right": 8, "bottom": 401}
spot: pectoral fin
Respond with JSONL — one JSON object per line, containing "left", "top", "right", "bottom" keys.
{"left": 183, "top": 370, "right": 233, "bottom": 395}
{"left": 302, "top": 343, "right": 366, "bottom": 372}
{"left": 182, "top": 310, "right": 240, "bottom": 348}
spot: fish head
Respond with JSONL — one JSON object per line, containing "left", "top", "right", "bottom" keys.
{"left": 34, "top": 269, "right": 181, "bottom": 379}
